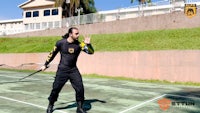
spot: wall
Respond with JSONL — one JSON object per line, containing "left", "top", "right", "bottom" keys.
{"left": 0, "top": 50, "right": 200, "bottom": 83}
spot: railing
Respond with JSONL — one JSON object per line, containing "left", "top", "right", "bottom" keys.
{"left": 61, "top": 4, "right": 173, "bottom": 27}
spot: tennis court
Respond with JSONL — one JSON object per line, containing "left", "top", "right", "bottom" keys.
{"left": 0, "top": 70, "right": 200, "bottom": 113}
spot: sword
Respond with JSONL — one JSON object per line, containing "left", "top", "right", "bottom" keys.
{"left": 18, "top": 69, "right": 42, "bottom": 81}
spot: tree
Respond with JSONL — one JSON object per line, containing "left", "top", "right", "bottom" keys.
{"left": 70, "top": 0, "right": 80, "bottom": 16}
{"left": 131, "top": 0, "right": 134, "bottom": 3}
{"left": 54, "top": 0, "right": 96, "bottom": 18}
{"left": 131, "top": 0, "right": 149, "bottom": 5}
{"left": 54, "top": 0, "right": 64, "bottom": 7}
{"left": 80, "top": 0, "right": 96, "bottom": 14}
{"left": 54, "top": 0, "right": 79, "bottom": 17}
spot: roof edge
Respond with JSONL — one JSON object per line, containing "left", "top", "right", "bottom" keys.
{"left": 18, "top": 0, "right": 33, "bottom": 8}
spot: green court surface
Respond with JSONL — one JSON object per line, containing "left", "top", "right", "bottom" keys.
{"left": 0, "top": 70, "right": 200, "bottom": 113}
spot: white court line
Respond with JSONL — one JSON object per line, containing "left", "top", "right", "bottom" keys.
{"left": 119, "top": 93, "right": 200, "bottom": 113}
{"left": 0, "top": 74, "right": 67, "bottom": 113}
{"left": 119, "top": 94, "right": 166, "bottom": 113}
{"left": 0, "top": 96, "right": 67, "bottom": 113}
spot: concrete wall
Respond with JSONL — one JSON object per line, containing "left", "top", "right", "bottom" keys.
{"left": 7, "top": 10, "right": 200, "bottom": 37}
{"left": 1, "top": 50, "right": 200, "bottom": 83}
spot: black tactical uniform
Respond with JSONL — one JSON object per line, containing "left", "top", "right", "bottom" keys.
{"left": 45, "top": 38, "right": 94, "bottom": 113}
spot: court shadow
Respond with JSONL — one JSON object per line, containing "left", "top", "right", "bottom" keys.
{"left": 0, "top": 79, "right": 47, "bottom": 85}
{"left": 166, "top": 89, "right": 200, "bottom": 99}
{"left": 164, "top": 89, "right": 200, "bottom": 113}
{"left": 54, "top": 99, "right": 106, "bottom": 112}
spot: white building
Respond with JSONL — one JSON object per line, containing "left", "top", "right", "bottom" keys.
{"left": 19, "top": 0, "right": 62, "bottom": 31}
{"left": 0, "top": 19, "right": 23, "bottom": 36}
{"left": 0, "top": 0, "right": 63, "bottom": 36}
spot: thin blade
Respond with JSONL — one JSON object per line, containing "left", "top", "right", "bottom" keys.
{"left": 18, "top": 69, "right": 42, "bottom": 81}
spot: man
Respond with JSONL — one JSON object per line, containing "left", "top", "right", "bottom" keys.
{"left": 40, "top": 27, "right": 94, "bottom": 113}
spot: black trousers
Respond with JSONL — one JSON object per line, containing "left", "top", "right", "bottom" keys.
{"left": 48, "top": 67, "right": 85, "bottom": 104}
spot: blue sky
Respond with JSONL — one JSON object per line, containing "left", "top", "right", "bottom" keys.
{"left": 0, "top": 0, "right": 27, "bottom": 20}
{"left": 0, "top": 0, "right": 136, "bottom": 21}
{"left": 95, "top": 0, "right": 137, "bottom": 11}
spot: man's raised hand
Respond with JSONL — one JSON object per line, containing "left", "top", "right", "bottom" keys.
{"left": 83, "top": 35, "right": 91, "bottom": 44}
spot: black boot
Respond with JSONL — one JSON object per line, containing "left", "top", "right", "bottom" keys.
{"left": 46, "top": 103, "right": 54, "bottom": 113}
{"left": 76, "top": 101, "right": 86, "bottom": 113}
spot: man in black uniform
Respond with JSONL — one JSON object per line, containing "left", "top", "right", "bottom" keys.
{"left": 40, "top": 27, "right": 94, "bottom": 113}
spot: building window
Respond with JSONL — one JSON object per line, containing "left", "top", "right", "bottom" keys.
{"left": 36, "top": 23, "right": 40, "bottom": 29}
{"left": 30, "top": 23, "right": 34, "bottom": 30}
{"left": 54, "top": 21, "right": 60, "bottom": 28}
{"left": 3, "top": 24, "right": 6, "bottom": 29}
{"left": 52, "top": 9, "right": 59, "bottom": 15}
{"left": 33, "top": 11, "right": 39, "bottom": 17}
{"left": 42, "top": 22, "right": 47, "bottom": 29}
{"left": 48, "top": 22, "right": 53, "bottom": 28}
{"left": 26, "top": 12, "right": 32, "bottom": 18}
{"left": 44, "top": 10, "right": 50, "bottom": 16}
{"left": 10, "top": 24, "right": 13, "bottom": 28}
{"left": 25, "top": 24, "right": 29, "bottom": 30}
